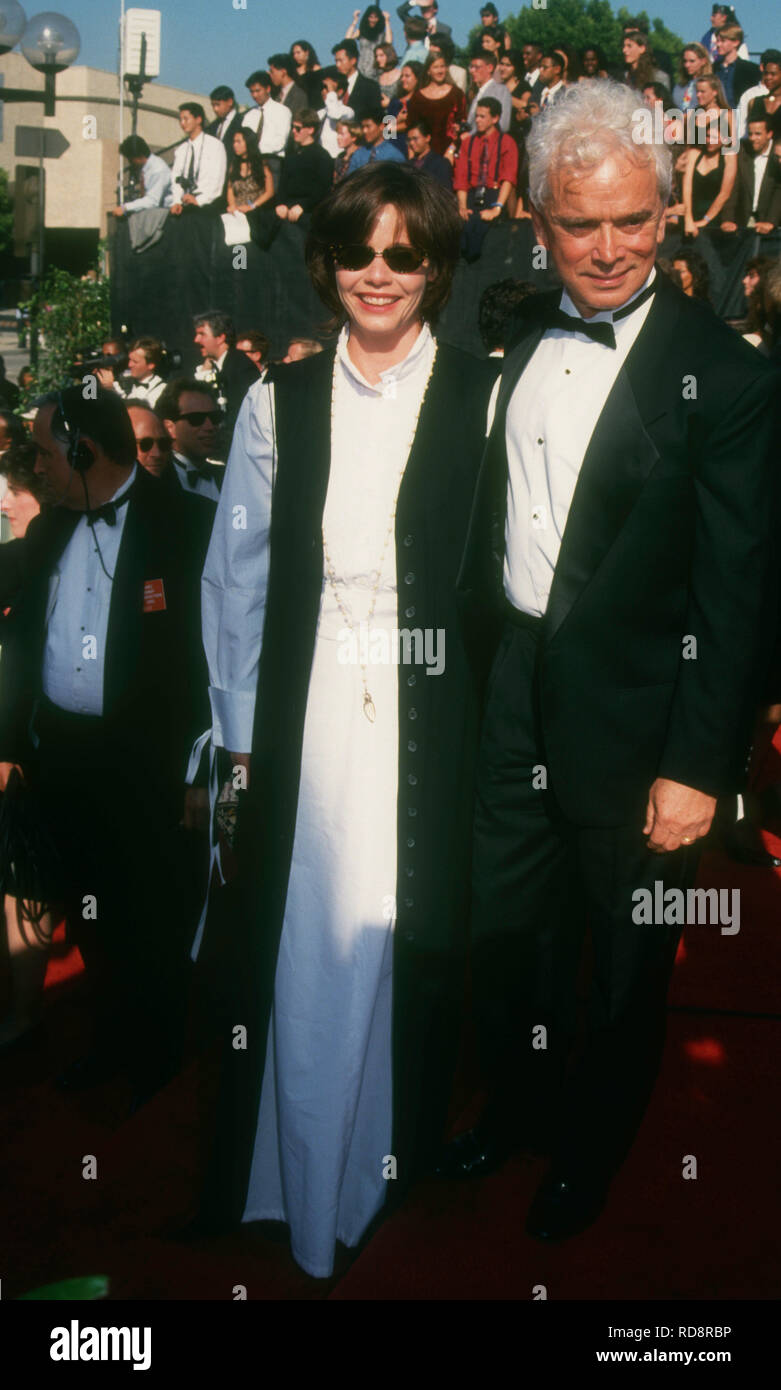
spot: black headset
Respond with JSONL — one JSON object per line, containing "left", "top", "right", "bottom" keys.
{"left": 57, "top": 390, "right": 93, "bottom": 472}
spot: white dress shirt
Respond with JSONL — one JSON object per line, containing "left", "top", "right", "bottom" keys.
{"left": 503, "top": 272, "right": 656, "bottom": 617}
{"left": 318, "top": 91, "right": 355, "bottom": 158}
{"left": 124, "top": 372, "right": 165, "bottom": 407}
{"left": 539, "top": 80, "right": 564, "bottom": 108}
{"left": 243, "top": 99, "right": 292, "bottom": 159}
{"left": 170, "top": 131, "right": 227, "bottom": 206}
{"left": 752, "top": 140, "right": 772, "bottom": 216}
{"left": 173, "top": 452, "right": 221, "bottom": 503}
{"left": 122, "top": 153, "right": 174, "bottom": 213}
{"left": 42, "top": 467, "right": 137, "bottom": 715}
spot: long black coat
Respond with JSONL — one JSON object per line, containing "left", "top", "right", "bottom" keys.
{"left": 198, "top": 342, "right": 499, "bottom": 1224}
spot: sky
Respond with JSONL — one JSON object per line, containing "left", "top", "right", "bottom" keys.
{"left": 7, "top": 1, "right": 778, "bottom": 98}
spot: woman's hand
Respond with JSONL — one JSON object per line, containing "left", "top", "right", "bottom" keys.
{"left": 275, "top": 204, "right": 289, "bottom": 220}
{"left": 288, "top": 205, "right": 303, "bottom": 223}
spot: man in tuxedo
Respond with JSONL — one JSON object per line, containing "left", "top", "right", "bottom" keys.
{"left": 444, "top": 81, "right": 779, "bottom": 1239}
{"left": 720, "top": 112, "right": 781, "bottom": 233}
{"left": 267, "top": 54, "right": 308, "bottom": 122}
{"left": 192, "top": 311, "right": 258, "bottom": 447}
{"left": 126, "top": 401, "right": 175, "bottom": 479}
{"left": 0, "top": 387, "right": 211, "bottom": 1102}
{"left": 207, "top": 85, "right": 243, "bottom": 152}
{"left": 331, "top": 39, "right": 382, "bottom": 121}
{"left": 158, "top": 378, "right": 225, "bottom": 501}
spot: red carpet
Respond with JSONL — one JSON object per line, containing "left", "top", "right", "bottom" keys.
{"left": 2, "top": 740, "right": 780, "bottom": 1301}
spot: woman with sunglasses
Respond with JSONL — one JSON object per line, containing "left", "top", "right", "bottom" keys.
{"left": 197, "top": 163, "right": 499, "bottom": 1278}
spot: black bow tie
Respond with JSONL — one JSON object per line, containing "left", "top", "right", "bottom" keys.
{"left": 86, "top": 491, "right": 131, "bottom": 528}
{"left": 547, "top": 279, "right": 658, "bottom": 350}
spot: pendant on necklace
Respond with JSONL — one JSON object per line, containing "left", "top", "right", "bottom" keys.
{"left": 363, "top": 692, "right": 376, "bottom": 723}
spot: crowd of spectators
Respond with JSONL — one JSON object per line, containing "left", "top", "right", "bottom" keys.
{"left": 104, "top": 5, "right": 780, "bottom": 264}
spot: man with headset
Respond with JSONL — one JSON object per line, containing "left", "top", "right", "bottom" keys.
{"left": 0, "top": 386, "right": 212, "bottom": 1105}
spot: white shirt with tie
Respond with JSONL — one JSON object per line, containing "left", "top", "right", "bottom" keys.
{"left": 503, "top": 272, "right": 656, "bottom": 617}
{"left": 170, "top": 131, "right": 227, "bottom": 206}
{"left": 752, "top": 139, "right": 773, "bottom": 218}
{"left": 173, "top": 452, "right": 221, "bottom": 502}
{"left": 42, "top": 466, "right": 137, "bottom": 716}
{"left": 243, "top": 100, "right": 292, "bottom": 160}
{"left": 539, "top": 80, "right": 564, "bottom": 108}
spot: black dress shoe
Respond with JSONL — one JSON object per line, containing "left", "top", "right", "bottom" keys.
{"left": 434, "top": 1125, "right": 516, "bottom": 1179}
{"left": 526, "top": 1170, "right": 608, "bottom": 1242}
{"left": 54, "top": 1051, "right": 122, "bottom": 1091}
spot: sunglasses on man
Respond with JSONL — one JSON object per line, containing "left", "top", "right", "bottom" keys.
{"left": 176, "top": 410, "right": 223, "bottom": 426}
{"left": 329, "top": 244, "right": 428, "bottom": 273}
{"left": 138, "top": 435, "right": 173, "bottom": 452}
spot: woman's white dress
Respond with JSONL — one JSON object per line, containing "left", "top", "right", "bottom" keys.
{"left": 200, "top": 325, "right": 437, "bottom": 1278}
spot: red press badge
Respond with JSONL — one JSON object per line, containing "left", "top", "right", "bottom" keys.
{"left": 143, "top": 578, "right": 166, "bottom": 613}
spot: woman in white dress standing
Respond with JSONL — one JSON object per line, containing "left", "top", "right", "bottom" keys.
{"left": 196, "top": 164, "right": 498, "bottom": 1278}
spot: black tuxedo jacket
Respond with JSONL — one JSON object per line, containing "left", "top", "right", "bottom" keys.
{"left": 216, "top": 345, "right": 259, "bottom": 437}
{"left": 458, "top": 272, "right": 781, "bottom": 826}
{"left": 722, "top": 144, "right": 781, "bottom": 227}
{"left": 0, "top": 469, "right": 213, "bottom": 788}
{"left": 348, "top": 72, "right": 382, "bottom": 121}
{"left": 207, "top": 110, "right": 243, "bottom": 153}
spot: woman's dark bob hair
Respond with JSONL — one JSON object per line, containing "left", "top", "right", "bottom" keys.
{"left": 305, "top": 163, "right": 461, "bottom": 325}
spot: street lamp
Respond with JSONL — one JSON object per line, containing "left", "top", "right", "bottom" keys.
{"left": 0, "top": 0, "right": 26, "bottom": 55}
{"left": 0, "top": 5, "right": 81, "bottom": 113}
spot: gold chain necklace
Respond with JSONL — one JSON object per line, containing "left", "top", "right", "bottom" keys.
{"left": 323, "top": 340, "right": 437, "bottom": 723}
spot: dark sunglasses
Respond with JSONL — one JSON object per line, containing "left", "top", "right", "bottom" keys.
{"left": 177, "top": 410, "right": 223, "bottom": 426}
{"left": 330, "top": 243, "right": 428, "bottom": 273}
{"left": 138, "top": 435, "right": 173, "bottom": 452}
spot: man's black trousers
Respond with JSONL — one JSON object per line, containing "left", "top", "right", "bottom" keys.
{"left": 471, "top": 616, "right": 702, "bottom": 1182}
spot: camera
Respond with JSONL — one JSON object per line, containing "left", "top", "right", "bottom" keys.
{"left": 69, "top": 348, "right": 128, "bottom": 382}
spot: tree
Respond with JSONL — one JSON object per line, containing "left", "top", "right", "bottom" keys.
{"left": 467, "top": 0, "right": 684, "bottom": 67}
{"left": 0, "top": 168, "right": 14, "bottom": 260}
{"left": 22, "top": 266, "right": 112, "bottom": 393}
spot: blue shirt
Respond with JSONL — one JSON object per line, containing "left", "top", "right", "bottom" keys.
{"left": 42, "top": 467, "right": 137, "bottom": 715}
{"left": 348, "top": 142, "right": 405, "bottom": 173}
{"left": 123, "top": 153, "right": 173, "bottom": 213}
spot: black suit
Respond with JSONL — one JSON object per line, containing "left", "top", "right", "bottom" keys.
{"left": 0, "top": 470, "right": 213, "bottom": 1090}
{"left": 215, "top": 345, "right": 260, "bottom": 443}
{"left": 722, "top": 143, "right": 781, "bottom": 228}
{"left": 458, "top": 273, "right": 780, "bottom": 1179}
{"left": 346, "top": 72, "right": 382, "bottom": 121}
{"left": 279, "top": 83, "right": 308, "bottom": 120}
{"left": 714, "top": 56, "right": 761, "bottom": 106}
{"left": 207, "top": 108, "right": 244, "bottom": 156}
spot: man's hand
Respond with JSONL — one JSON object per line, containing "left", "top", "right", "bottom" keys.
{"left": 109, "top": 206, "right": 125, "bottom": 218}
{"left": 459, "top": 205, "right": 471, "bottom": 221}
{"left": 95, "top": 367, "right": 116, "bottom": 388}
{"left": 479, "top": 205, "right": 502, "bottom": 221}
{"left": 755, "top": 221, "right": 774, "bottom": 235}
{"left": 275, "top": 204, "right": 289, "bottom": 220}
{"left": 182, "top": 786, "right": 209, "bottom": 833}
{"left": 182, "top": 192, "right": 198, "bottom": 206}
{"left": 170, "top": 203, "right": 183, "bottom": 216}
{"left": 720, "top": 220, "right": 737, "bottom": 232}
{"left": 643, "top": 777, "right": 716, "bottom": 854}
{"left": 288, "top": 204, "right": 303, "bottom": 223}
{"left": 0, "top": 762, "right": 23, "bottom": 792}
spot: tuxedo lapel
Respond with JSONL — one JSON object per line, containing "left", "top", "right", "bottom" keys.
{"left": 544, "top": 275, "right": 684, "bottom": 644}
{"left": 103, "top": 476, "right": 149, "bottom": 713}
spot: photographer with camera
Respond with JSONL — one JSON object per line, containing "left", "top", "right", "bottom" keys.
{"left": 121, "top": 337, "right": 167, "bottom": 407}
{"left": 454, "top": 96, "right": 517, "bottom": 259}
{"left": 170, "top": 103, "right": 227, "bottom": 216}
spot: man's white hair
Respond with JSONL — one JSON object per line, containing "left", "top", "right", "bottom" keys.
{"left": 527, "top": 80, "right": 673, "bottom": 211}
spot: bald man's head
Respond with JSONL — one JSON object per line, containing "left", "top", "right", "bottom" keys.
{"left": 128, "top": 402, "right": 173, "bottom": 478}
